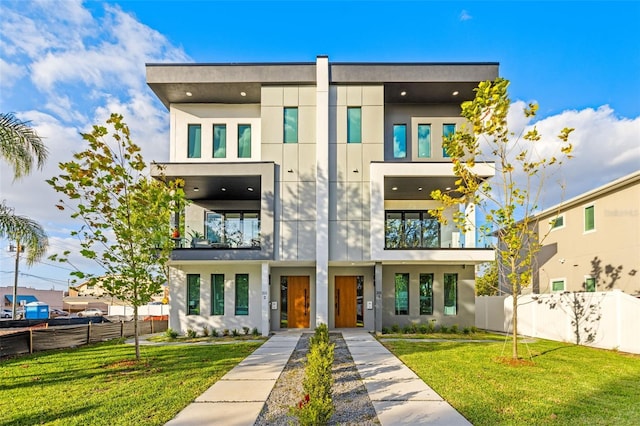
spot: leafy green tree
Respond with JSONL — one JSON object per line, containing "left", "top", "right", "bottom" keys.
{"left": 1, "top": 112, "right": 49, "bottom": 318}
{"left": 48, "top": 113, "right": 186, "bottom": 360}
{"left": 430, "top": 78, "right": 574, "bottom": 360}
{"left": 476, "top": 261, "right": 499, "bottom": 296}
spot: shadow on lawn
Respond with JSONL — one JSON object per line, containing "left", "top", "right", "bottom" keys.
{"left": 0, "top": 403, "right": 98, "bottom": 426}
{"left": 1, "top": 341, "right": 259, "bottom": 393}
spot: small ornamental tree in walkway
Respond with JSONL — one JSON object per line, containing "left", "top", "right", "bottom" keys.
{"left": 430, "top": 78, "right": 574, "bottom": 360}
{"left": 47, "top": 113, "right": 186, "bottom": 361}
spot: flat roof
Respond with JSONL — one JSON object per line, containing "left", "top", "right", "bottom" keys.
{"left": 146, "top": 59, "right": 499, "bottom": 108}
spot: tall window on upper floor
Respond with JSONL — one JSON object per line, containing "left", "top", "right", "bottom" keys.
{"left": 585, "top": 277, "right": 596, "bottom": 292}
{"left": 205, "top": 211, "right": 260, "bottom": 249}
{"left": 419, "top": 273, "right": 434, "bottom": 315}
{"left": 584, "top": 205, "right": 595, "bottom": 232}
{"left": 550, "top": 214, "right": 565, "bottom": 230}
{"left": 211, "top": 274, "right": 225, "bottom": 315}
{"left": 213, "top": 124, "right": 227, "bottom": 158}
{"left": 385, "top": 211, "right": 440, "bottom": 249}
{"left": 347, "top": 107, "right": 362, "bottom": 143}
{"left": 187, "top": 124, "right": 201, "bottom": 158}
{"left": 394, "top": 273, "right": 409, "bottom": 315}
{"left": 443, "top": 273, "right": 457, "bottom": 315}
{"left": 552, "top": 279, "right": 565, "bottom": 292}
{"left": 238, "top": 124, "right": 252, "bottom": 158}
{"left": 393, "top": 124, "right": 407, "bottom": 158}
{"left": 284, "top": 107, "right": 298, "bottom": 143}
{"left": 417, "top": 124, "right": 431, "bottom": 158}
{"left": 235, "top": 274, "right": 249, "bottom": 315}
{"left": 187, "top": 274, "right": 200, "bottom": 315}
{"left": 442, "top": 123, "right": 456, "bottom": 158}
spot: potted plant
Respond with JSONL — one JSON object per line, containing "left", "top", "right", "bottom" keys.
{"left": 188, "top": 230, "right": 207, "bottom": 248}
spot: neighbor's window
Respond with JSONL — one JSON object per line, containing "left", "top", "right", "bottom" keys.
{"left": 394, "top": 273, "right": 409, "bottom": 315}
{"left": 213, "top": 124, "right": 227, "bottom": 158}
{"left": 417, "top": 124, "right": 431, "bottom": 158}
{"left": 585, "top": 277, "right": 596, "bottom": 292}
{"left": 211, "top": 274, "right": 224, "bottom": 315}
{"left": 347, "top": 107, "right": 362, "bottom": 143}
{"left": 419, "top": 273, "right": 434, "bottom": 315}
{"left": 238, "top": 124, "right": 252, "bottom": 158}
{"left": 284, "top": 107, "right": 298, "bottom": 143}
{"left": 393, "top": 124, "right": 407, "bottom": 158}
{"left": 552, "top": 279, "right": 565, "bottom": 292}
{"left": 235, "top": 274, "right": 249, "bottom": 315}
{"left": 187, "top": 274, "right": 200, "bottom": 315}
{"left": 442, "top": 123, "right": 456, "bottom": 157}
{"left": 444, "top": 273, "right": 457, "bottom": 315}
{"left": 188, "top": 124, "right": 201, "bottom": 158}
{"left": 551, "top": 215, "right": 564, "bottom": 229}
{"left": 584, "top": 205, "right": 595, "bottom": 232}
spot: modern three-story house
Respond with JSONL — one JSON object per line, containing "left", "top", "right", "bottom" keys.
{"left": 147, "top": 56, "right": 496, "bottom": 335}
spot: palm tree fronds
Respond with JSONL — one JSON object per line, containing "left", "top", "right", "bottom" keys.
{"left": 0, "top": 112, "right": 48, "bottom": 179}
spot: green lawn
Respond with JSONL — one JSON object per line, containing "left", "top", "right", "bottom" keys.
{"left": 382, "top": 337, "right": 640, "bottom": 425}
{"left": 0, "top": 339, "right": 262, "bottom": 426}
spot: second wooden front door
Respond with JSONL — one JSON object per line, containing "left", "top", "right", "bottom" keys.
{"left": 288, "top": 276, "right": 310, "bottom": 328}
{"left": 335, "top": 276, "right": 357, "bottom": 328}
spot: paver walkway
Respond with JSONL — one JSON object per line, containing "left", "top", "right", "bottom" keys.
{"left": 163, "top": 330, "right": 471, "bottom": 425}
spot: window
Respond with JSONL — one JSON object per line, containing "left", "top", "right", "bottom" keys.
{"left": 585, "top": 277, "right": 596, "bottom": 292}
{"left": 443, "top": 124, "right": 456, "bottom": 157}
{"left": 385, "top": 211, "right": 440, "bottom": 248}
{"left": 213, "top": 124, "right": 227, "bottom": 158}
{"left": 419, "top": 273, "right": 434, "bottom": 315}
{"left": 417, "top": 124, "right": 431, "bottom": 158}
{"left": 205, "top": 211, "right": 260, "bottom": 248}
{"left": 394, "top": 273, "right": 409, "bottom": 315}
{"left": 552, "top": 279, "right": 565, "bottom": 292}
{"left": 187, "top": 274, "right": 200, "bottom": 315}
{"left": 551, "top": 215, "right": 565, "bottom": 229}
{"left": 235, "top": 274, "right": 249, "bottom": 315}
{"left": 356, "top": 276, "right": 364, "bottom": 327}
{"left": 280, "top": 277, "right": 288, "bottom": 328}
{"left": 393, "top": 124, "right": 407, "bottom": 158}
{"left": 187, "top": 124, "right": 201, "bottom": 158}
{"left": 211, "top": 274, "right": 224, "bottom": 315}
{"left": 347, "top": 107, "right": 362, "bottom": 143}
{"left": 238, "top": 124, "right": 251, "bottom": 158}
{"left": 584, "top": 205, "right": 595, "bottom": 232}
{"left": 444, "top": 273, "right": 457, "bottom": 315}
{"left": 284, "top": 107, "right": 298, "bottom": 143}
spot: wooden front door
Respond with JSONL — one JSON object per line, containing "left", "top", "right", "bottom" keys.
{"left": 288, "top": 276, "right": 310, "bottom": 328}
{"left": 335, "top": 276, "right": 357, "bottom": 328}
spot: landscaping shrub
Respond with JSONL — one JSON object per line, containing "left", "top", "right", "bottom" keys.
{"left": 232, "top": 329, "right": 240, "bottom": 337}
{"left": 440, "top": 325, "right": 449, "bottom": 333}
{"left": 291, "top": 323, "right": 334, "bottom": 425}
{"left": 390, "top": 324, "right": 400, "bottom": 333}
{"left": 202, "top": 326, "right": 210, "bottom": 337}
{"left": 427, "top": 320, "right": 436, "bottom": 333}
{"left": 252, "top": 327, "right": 259, "bottom": 336}
{"left": 242, "top": 326, "right": 250, "bottom": 335}
{"left": 381, "top": 327, "right": 390, "bottom": 335}
{"left": 463, "top": 327, "right": 471, "bottom": 335}
{"left": 450, "top": 324, "right": 459, "bottom": 334}
{"left": 402, "top": 325, "right": 413, "bottom": 334}
{"left": 186, "top": 329, "right": 197, "bottom": 338}
{"left": 223, "top": 329, "right": 230, "bottom": 336}
{"left": 164, "top": 328, "right": 178, "bottom": 339}
{"left": 418, "top": 324, "right": 429, "bottom": 334}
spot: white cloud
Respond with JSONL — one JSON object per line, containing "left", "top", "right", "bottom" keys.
{"left": 460, "top": 10, "right": 472, "bottom": 21}
{"left": 0, "top": 57, "right": 25, "bottom": 87}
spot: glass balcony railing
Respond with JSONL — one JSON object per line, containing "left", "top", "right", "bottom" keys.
{"left": 384, "top": 211, "right": 468, "bottom": 249}
{"left": 176, "top": 210, "right": 261, "bottom": 249}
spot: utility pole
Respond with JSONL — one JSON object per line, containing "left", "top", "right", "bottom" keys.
{"left": 9, "top": 239, "right": 21, "bottom": 319}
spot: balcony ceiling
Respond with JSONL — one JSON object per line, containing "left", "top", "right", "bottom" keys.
{"left": 171, "top": 175, "right": 261, "bottom": 201}
{"left": 384, "top": 176, "right": 460, "bottom": 200}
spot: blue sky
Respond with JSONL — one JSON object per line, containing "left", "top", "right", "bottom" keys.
{"left": 1, "top": 0, "right": 639, "bottom": 291}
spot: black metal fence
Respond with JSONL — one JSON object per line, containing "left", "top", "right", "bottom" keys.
{"left": 0, "top": 319, "right": 168, "bottom": 359}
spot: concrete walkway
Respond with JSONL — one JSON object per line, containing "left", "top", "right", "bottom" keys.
{"left": 342, "top": 330, "right": 471, "bottom": 426}
{"left": 165, "top": 332, "right": 301, "bottom": 426}
{"left": 164, "top": 330, "right": 471, "bottom": 426}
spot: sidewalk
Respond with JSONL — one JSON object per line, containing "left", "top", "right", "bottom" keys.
{"left": 342, "top": 330, "right": 471, "bottom": 426}
{"left": 164, "top": 332, "right": 301, "bottom": 426}
{"left": 164, "top": 330, "right": 470, "bottom": 426}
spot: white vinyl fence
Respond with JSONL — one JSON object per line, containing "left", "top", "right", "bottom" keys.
{"left": 108, "top": 304, "right": 170, "bottom": 317}
{"left": 476, "top": 290, "right": 640, "bottom": 354}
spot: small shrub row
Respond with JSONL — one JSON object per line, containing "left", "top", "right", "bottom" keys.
{"left": 290, "top": 323, "right": 335, "bottom": 425}
{"left": 165, "top": 326, "right": 261, "bottom": 339}
{"left": 381, "top": 322, "right": 478, "bottom": 335}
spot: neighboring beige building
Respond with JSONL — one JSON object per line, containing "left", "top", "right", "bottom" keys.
{"left": 532, "top": 171, "right": 640, "bottom": 295}
{"left": 147, "top": 56, "right": 497, "bottom": 335}
{"left": 1, "top": 286, "right": 64, "bottom": 310}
